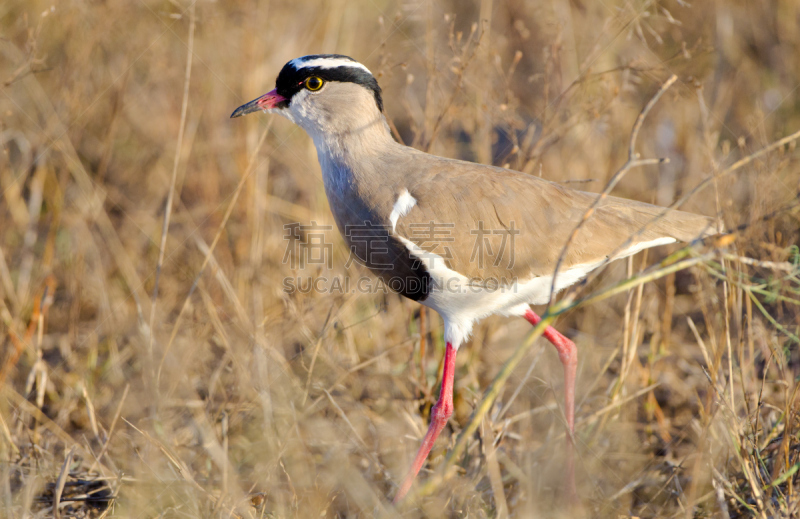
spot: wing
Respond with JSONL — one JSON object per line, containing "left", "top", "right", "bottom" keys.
{"left": 390, "top": 153, "right": 718, "bottom": 282}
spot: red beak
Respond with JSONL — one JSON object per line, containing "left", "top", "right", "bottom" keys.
{"left": 230, "top": 89, "right": 287, "bottom": 118}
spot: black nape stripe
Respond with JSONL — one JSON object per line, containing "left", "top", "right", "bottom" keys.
{"left": 275, "top": 55, "right": 383, "bottom": 112}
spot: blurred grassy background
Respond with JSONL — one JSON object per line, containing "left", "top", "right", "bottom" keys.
{"left": 1, "top": 0, "right": 799, "bottom": 517}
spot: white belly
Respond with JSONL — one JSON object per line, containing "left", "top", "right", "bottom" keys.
{"left": 397, "top": 236, "right": 601, "bottom": 347}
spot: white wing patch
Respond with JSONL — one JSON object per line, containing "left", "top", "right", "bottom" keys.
{"left": 389, "top": 189, "right": 417, "bottom": 232}
{"left": 290, "top": 57, "right": 372, "bottom": 75}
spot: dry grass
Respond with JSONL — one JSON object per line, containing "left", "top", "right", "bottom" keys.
{"left": 1, "top": 0, "right": 800, "bottom": 517}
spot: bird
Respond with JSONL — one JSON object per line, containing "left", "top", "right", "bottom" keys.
{"left": 231, "top": 54, "right": 719, "bottom": 504}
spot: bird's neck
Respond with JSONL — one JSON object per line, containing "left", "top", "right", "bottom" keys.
{"left": 309, "top": 115, "right": 397, "bottom": 186}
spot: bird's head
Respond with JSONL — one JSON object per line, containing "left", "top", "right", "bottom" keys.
{"left": 231, "top": 54, "right": 384, "bottom": 138}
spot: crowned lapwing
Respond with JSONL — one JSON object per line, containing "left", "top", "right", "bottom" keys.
{"left": 231, "top": 54, "right": 719, "bottom": 504}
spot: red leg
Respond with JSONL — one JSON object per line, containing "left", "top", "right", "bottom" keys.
{"left": 394, "top": 341, "right": 457, "bottom": 503}
{"left": 523, "top": 309, "right": 578, "bottom": 501}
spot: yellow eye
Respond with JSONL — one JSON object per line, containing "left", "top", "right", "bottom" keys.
{"left": 305, "top": 76, "right": 324, "bottom": 91}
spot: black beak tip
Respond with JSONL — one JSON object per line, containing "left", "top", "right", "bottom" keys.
{"left": 230, "top": 99, "right": 261, "bottom": 119}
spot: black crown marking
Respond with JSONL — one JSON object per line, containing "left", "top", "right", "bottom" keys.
{"left": 275, "top": 54, "right": 383, "bottom": 112}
